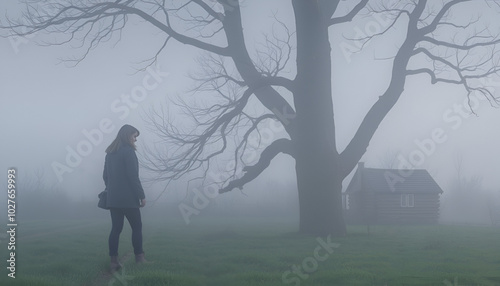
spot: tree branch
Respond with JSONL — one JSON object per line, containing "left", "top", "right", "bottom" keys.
{"left": 319, "top": 0, "right": 340, "bottom": 20}
{"left": 219, "top": 138, "right": 294, "bottom": 194}
{"left": 421, "top": 36, "right": 500, "bottom": 51}
{"left": 339, "top": 0, "right": 428, "bottom": 177}
{"left": 329, "top": 0, "right": 369, "bottom": 26}
{"left": 418, "top": 0, "right": 472, "bottom": 35}
{"left": 406, "top": 68, "right": 463, "bottom": 84}
{"left": 109, "top": 2, "right": 231, "bottom": 55}
{"left": 3, "top": 1, "right": 231, "bottom": 57}
{"left": 222, "top": 2, "right": 297, "bottom": 135}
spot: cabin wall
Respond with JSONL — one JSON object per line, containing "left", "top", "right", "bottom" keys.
{"left": 345, "top": 192, "right": 377, "bottom": 224}
{"left": 376, "top": 193, "right": 440, "bottom": 224}
{"left": 346, "top": 192, "right": 440, "bottom": 225}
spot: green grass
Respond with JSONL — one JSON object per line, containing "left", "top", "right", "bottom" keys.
{"left": 1, "top": 217, "right": 500, "bottom": 285}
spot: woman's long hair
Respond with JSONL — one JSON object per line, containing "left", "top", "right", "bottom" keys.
{"left": 105, "top": 124, "right": 140, "bottom": 153}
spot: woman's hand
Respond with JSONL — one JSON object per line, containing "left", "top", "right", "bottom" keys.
{"left": 140, "top": 199, "right": 146, "bottom": 208}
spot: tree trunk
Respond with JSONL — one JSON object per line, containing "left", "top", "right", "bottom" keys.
{"left": 295, "top": 151, "right": 346, "bottom": 236}
{"left": 292, "top": 0, "right": 346, "bottom": 236}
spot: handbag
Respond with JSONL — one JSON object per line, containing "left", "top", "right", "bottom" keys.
{"left": 98, "top": 189, "right": 109, "bottom": 210}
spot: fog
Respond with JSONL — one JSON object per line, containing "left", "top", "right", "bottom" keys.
{"left": 2, "top": 1, "right": 500, "bottom": 285}
{"left": 1, "top": 0, "right": 500, "bottom": 227}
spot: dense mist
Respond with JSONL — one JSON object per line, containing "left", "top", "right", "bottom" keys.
{"left": 1, "top": 1, "right": 500, "bottom": 284}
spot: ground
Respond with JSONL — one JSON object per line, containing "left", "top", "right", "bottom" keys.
{"left": 1, "top": 217, "right": 499, "bottom": 285}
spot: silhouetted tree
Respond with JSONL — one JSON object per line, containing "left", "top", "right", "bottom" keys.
{"left": 4, "top": 0, "right": 500, "bottom": 235}
{"left": 17, "top": 168, "right": 71, "bottom": 219}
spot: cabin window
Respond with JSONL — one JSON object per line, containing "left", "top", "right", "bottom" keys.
{"left": 401, "top": 194, "right": 414, "bottom": 207}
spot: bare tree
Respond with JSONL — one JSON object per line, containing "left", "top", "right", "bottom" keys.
{"left": 4, "top": 0, "right": 500, "bottom": 235}
{"left": 16, "top": 168, "right": 71, "bottom": 219}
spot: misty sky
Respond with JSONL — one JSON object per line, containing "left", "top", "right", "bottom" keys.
{"left": 1, "top": 0, "right": 500, "bottom": 207}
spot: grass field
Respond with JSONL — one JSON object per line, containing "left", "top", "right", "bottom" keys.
{"left": 1, "top": 217, "right": 500, "bottom": 286}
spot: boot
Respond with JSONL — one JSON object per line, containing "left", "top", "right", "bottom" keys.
{"left": 110, "top": 256, "right": 122, "bottom": 272}
{"left": 135, "top": 253, "right": 147, "bottom": 263}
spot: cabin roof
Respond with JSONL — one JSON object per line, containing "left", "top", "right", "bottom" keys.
{"left": 345, "top": 164, "right": 443, "bottom": 194}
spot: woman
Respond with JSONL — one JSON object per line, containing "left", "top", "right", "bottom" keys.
{"left": 103, "top": 124, "right": 147, "bottom": 272}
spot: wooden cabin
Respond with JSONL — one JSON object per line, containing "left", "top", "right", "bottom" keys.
{"left": 344, "top": 162, "right": 443, "bottom": 225}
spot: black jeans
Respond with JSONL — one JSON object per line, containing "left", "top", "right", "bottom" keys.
{"left": 109, "top": 208, "right": 143, "bottom": 256}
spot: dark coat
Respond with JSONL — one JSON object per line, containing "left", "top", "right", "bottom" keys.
{"left": 103, "top": 145, "right": 145, "bottom": 208}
